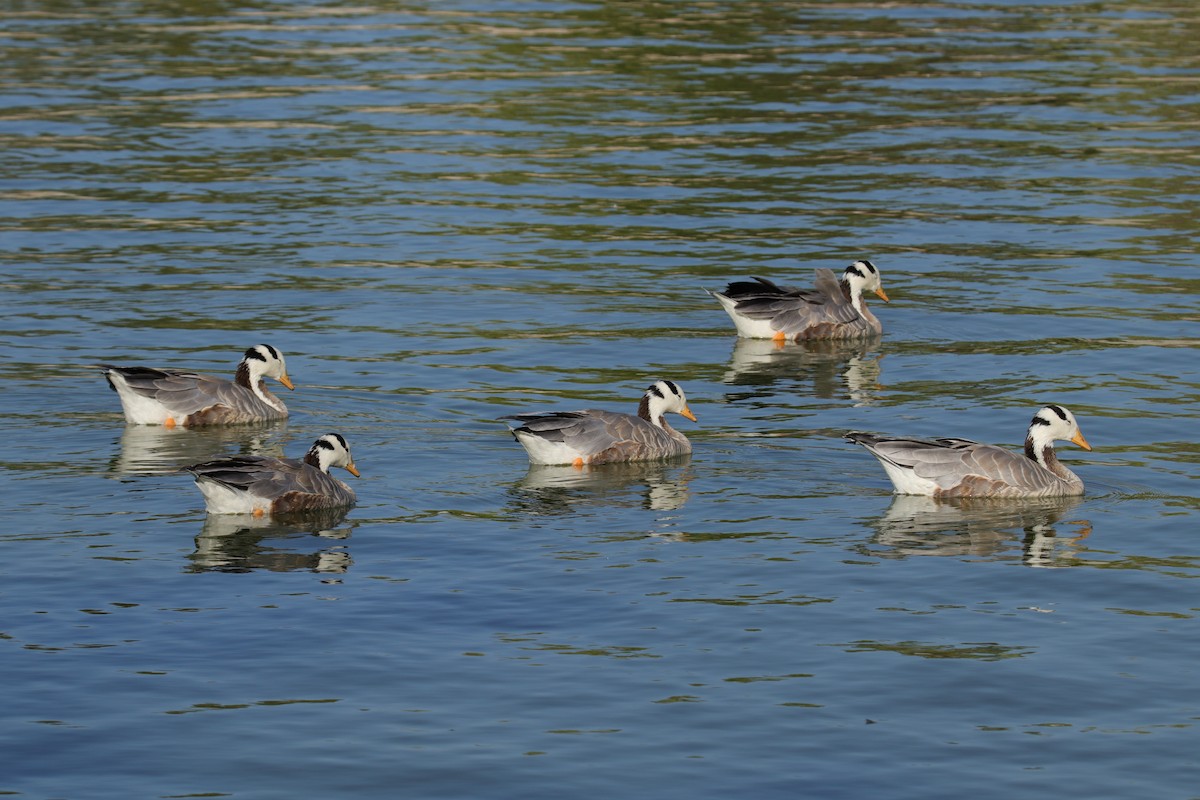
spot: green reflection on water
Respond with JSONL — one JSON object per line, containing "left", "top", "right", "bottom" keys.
{"left": 840, "top": 639, "right": 1034, "bottom": 661}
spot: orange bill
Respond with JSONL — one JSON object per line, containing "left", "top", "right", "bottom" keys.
{"left": 345, "top": 463, "right": 361, "bottom": 477}
{"left": 874, "top": 287, "right": 890, "bottom": 303}
{"left": 279, "top": 373, "right": 296, "bottom": 390}
{"left": 1071, "top": 430, "right": 1092, "bottom": 451}
{"left": 680, "top": 405, "right": 698, "bottom": 423}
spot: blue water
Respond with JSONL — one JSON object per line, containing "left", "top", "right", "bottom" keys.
{"left": 1, "top": 1, "right": 1198, "bottom": 798}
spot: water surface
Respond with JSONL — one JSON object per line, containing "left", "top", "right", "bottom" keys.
{"left": 1, "top": 2, "right": 1198, "bottom": 798}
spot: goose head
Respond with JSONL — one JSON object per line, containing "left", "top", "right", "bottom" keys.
{"left": 843, "top": 260, "right": 889, "bottom": 304}
{"left": 238, "top": 344, "right": 294, "bottom": 390}
{"left": 1024, "top": 405, "right": 1091, "bottom": 470}
{"left": 303, "top": 433, "right": 360, "bottom": 477}
{"left": 638, "top": 380, "right": 698, "bottom": 427}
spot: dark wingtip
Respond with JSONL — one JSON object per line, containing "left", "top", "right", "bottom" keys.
{"left": 719, "top": 276, "right": 787, "bottom": 298}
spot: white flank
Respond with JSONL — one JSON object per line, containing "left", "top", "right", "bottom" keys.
{"left": 713, "top": 293, "right": 780, "bottom": 339}
{"left": 514, "top": 431, "right": 585, "bottom": 466}
{"left": 106, "top": 372, "right": 174, "bottom": 425}
{"left": 194, "top": 477, "right": 268, "bottom": 515}
{"left": 877, "top": 459, "right": 940, "bottom": 496}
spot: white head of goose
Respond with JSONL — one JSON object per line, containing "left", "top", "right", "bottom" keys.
{"left": 709, "top": 260, "right": 889, "bottom": 341}
{"left": 846, "top": 404, "right": 1092, "bottom": 498}
{"left": 507, "top": 380, "right": 698, "bottom": 466}
{"left": 99, "top": 344, "right": 294, "bottom": 427}
{"left": 185, "top": 433, "right": 360, "bottom": 516}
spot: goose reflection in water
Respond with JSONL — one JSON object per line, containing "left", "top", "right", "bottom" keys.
{"left": 722, "top": 337, "right": 883, "bottom": 406}
{"left": 507, "top": 458, "right": 694, "bottom": 516}
{"left": 106, "top": 422, "right": 288, "bottom": 477}
{"left": 188, "top": 506, "right": 354, "bottom": 574}
{"left": 861, "top": 494, "right": 1092, "bottom": 568}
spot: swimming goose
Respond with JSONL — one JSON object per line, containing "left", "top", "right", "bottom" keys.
{"left": 99, "top": 344, "right": 293, "bottom": 427}
{"left": 846, "top": 405, "right": 1092, "bottom": 498}
{"left": 507, "top": 380, "right": 697, "bottom": 466}
{"left": 184, "top": 433, "right": 359, "bottom": 516}
{"left": 709, "top": 260, "right": 889, "bottom": 340}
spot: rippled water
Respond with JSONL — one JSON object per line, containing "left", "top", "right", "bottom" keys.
{"left": 2, "top": 2, "right": 1198, "bottom": 798}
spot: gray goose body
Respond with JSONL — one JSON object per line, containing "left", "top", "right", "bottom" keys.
{"left": 185, "top": 434, "right": 359, "bottom": 515}
{"left": 847, "top": 405, "right": 1092, "bottom": 498}
{"left": 508, "top": 380, "right": 696, "bottom": 466}
{"left": 709, "top": 261, "right": 888, "bottom": 341}
{"left": 100, "top": 344, "right": 293, "bottom": 427}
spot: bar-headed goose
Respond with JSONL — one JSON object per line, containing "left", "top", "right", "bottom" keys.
{"left": 846, "top": 405, "right": 1092, "bottom": 498}
{"left": 184, "top": 433, "right": 359, "bottom": 516}
{"left": 709, "top": 260, "right": 889, "bottom": 340}
{"left": 507, "top": 380, "right": 697, "bottom": 466}
{"left": 99, "top": 344, "right": 293, "bottom": 427}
